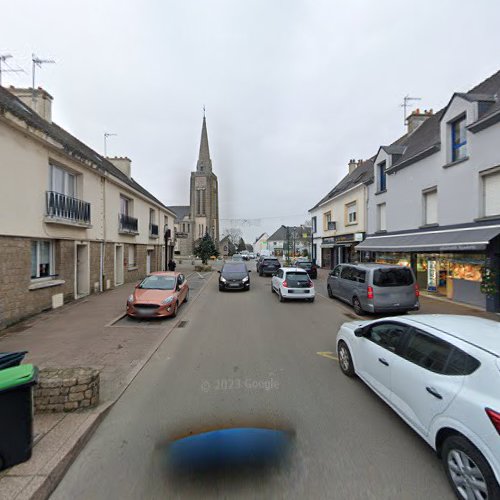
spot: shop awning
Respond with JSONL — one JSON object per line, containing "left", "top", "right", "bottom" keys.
{"left": 356, "top": 225, "right": 500, "bottom": 252}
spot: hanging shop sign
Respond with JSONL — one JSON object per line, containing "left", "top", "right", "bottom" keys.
{"left": 427, "top": 259, "right": 438, "bottom": 292}
{"left": 176, "top": 232, "right": 189, "bottom": 239}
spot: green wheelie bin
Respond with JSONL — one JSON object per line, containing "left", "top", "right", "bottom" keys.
{"left": 0, "top": 364, "right": 38, "bottom": 470}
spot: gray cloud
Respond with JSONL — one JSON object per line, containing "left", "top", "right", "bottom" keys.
{"left": 2, "top": 0, "right": 500, "bottom": 243}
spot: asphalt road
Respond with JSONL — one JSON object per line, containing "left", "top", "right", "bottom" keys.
{"left": 51, "top": 261, "right": 454, "bottom": 499}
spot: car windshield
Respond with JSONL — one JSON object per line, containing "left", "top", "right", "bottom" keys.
{"left": 373, "top": 268, "right": 414, "bottom": 287}
{"left": 223, "top": 264, "right": 247, "bottom": 274}
{"left": 139, "top": 275, "right": 176, "bottom": 290}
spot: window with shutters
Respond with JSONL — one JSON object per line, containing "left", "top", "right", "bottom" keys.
{"left": 482, "top": 170, "right": 500, "bottom": 217}
{"left": 423, "top": 188, "right": 438, "bottom": 225}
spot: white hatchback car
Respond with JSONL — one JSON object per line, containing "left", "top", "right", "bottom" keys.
{"left": 271, "top": 267, "right": 315, "bottom": 302}
{"left": 336, "top": 315, "right": 500, "bottom": 500}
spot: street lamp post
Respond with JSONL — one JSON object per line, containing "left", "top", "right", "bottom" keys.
{"left": 164, "top": 225, "right": 171, "bottom": 270}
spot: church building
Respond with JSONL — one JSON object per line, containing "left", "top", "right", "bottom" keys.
{"left": 169, "top": 115, "right": 220, "bottom": 256}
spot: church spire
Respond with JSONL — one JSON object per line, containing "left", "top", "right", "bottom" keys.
{"left": 197, "top": 111, "right": 212, "bottom": 172}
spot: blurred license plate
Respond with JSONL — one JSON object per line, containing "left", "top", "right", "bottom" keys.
{"left": 229, "top": 284, "right": 240, "bottom": 287}
{"left": 136, "top": 308, "right": 152, "bottom": 315}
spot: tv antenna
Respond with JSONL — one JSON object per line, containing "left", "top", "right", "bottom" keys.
{"left": 0, "top": 54, "right": 24, "bottom": 86}
{"left": 31, "top": 53, "right": 55, "bottom": 105}
{"left": 104, "top": 132, "right": 117, "bottom": 156}
{"left": 400, "top": 95, "right": 421, "bottom": 126}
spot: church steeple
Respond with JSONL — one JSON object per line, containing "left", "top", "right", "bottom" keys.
{"left": 196, "top": 112, "right": 212, "bottom": 172}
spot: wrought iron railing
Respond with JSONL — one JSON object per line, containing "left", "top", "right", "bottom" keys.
{"left": 119, "top": 213, "right": 138, "bottom": 233}
{"left": 46, "top": 191, "right": 91, "bottom": 224}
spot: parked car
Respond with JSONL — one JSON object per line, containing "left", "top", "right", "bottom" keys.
{"left": 257, "top": 257, "right": 281, "bottom": 276}
{"left": 327, "top": 263, "right": 419, "bottom": 315}
{"left": 336, "top": 314, "right": 500, "bottom": 500}
{"left": 241, "top": 252, "right": 251, "bottom": 261}
{"left": 271, "top": 267, "right": 315, "bottom": 302}
{"left": 292, "top": 259, "right": 318, "bottom": 279}
{"left": 232, "top": 254, "right": 244, "bottom": 262}
{"left": 126, "top": 272, "right": 189, "bottom": 318}
{"left": 218, "top": 262, "right": 251, "bottom": 291}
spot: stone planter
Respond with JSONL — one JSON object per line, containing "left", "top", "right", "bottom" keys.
{"left": 34, "top": 367, "right": 100, "bottom": 413}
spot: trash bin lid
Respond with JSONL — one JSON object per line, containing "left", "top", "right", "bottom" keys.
{"left": 0, "top": 364, "right": 37, "bottom": 391}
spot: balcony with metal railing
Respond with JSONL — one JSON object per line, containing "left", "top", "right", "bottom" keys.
{"left": 44, "top": 191, "right": 91, "bottom": 227}
{"left": 149, "top": 223, "right": 159, "bottom": 238}
{"left": 119, "top": 213, "right": 139, "bottom": 234}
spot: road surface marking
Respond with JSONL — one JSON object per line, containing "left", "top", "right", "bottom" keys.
{"left": 317, "top": 351, "right": 338, "bottom": 361}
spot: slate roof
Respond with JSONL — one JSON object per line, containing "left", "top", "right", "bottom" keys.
{"left": 309, "top": 157, "right": 375, "bottom": 211}
{"left": 268, "top": 225, "right": 311, "bottom": 241}
{"left": 0, "top": 86, "right": 172, "bottom": 211}
{"left": 167, "top": 205, "right": 191, "bottom": 221}
{"left": 390, "top": 68, "right": 500, "bottom": 171}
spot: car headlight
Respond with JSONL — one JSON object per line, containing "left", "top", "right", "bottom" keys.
{"left": 242, "top": 276, "right": 249, "bottom": 283}
{"left": 127, "top": 294, "right": 134, "bottom": 303}
{"left": 220, "top": 276, "right": 227, "bottom": 283}
{"left": 161, "top": 296, "right": 175, "bottom": 305}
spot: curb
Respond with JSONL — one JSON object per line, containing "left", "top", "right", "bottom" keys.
{"left": 18, "top": 271, "right": 215, "bottom": 500}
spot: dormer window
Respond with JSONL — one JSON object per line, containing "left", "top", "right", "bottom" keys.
{"left": 451, "top": 115, "right": 467, "bottom": 162}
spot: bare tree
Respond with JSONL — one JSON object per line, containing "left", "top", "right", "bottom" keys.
{"left": 221, "top": 227, "right": 243, "bottom": 244}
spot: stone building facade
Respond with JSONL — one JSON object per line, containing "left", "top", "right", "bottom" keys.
{"left": 169, "top": 115, "right": 220, "bottom": 255}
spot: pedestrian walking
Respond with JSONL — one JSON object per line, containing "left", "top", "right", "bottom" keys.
{"left": 168, "top": 259, "right": 176, "bottom": 272}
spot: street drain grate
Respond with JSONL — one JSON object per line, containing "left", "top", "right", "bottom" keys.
{"left": 177, "top": 320, "right": 188, "bottom": 328}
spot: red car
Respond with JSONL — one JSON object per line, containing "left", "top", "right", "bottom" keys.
{"left": 126, "top": 272, "right": 189, "bottom": 318}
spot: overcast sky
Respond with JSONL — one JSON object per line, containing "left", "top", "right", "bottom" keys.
{"left": 3, "top": 0, "right": 500, "bottom": 243}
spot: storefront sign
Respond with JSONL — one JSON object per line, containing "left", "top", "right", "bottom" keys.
{"left": 427, "top": 260, "right": 437, "bottom": 292}
{"left": 176, "top": 232, "right": 189, "bottom": 239}
{"left": 354, "top": 232, "right": 364, "bottom": 242}
{"left": 334, "top": 234, "right": 355, "bottom": 244}
{"left": 322, "top": 237, "right": 335, "bottom": 245}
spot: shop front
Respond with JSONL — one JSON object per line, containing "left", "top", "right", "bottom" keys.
{"left": 332, "top": 232, "right": 365, "bottom": 268}
{"left": 356, "top": 223, "right": 500, "bottom": 312}
{"left": 320, "top": 237, "right": 335, "bottom": 269}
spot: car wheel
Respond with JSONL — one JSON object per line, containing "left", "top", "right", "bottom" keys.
{"left": 259, "top": 270, "right": 263, "bottom": 276}
{"left": 271, "top": 284, "right": 274, "bottom": 294}
{"left": 442, "top": 435, "right": 500, "bottom": 500}
{"left": 309, "top": 297, "right": 315, "bottom": 303}
{"left": 172, "top": 302, "right": 178, "bottom": 318}
{"left": 184, "top": 290, "right": 189, "bottom": 303}
{"left": 327, "top": 285, "right": 333, "bottom": 298}
{"left": 337, "top": 341, "right": 355, "bottom": 377}
{"left": 279, "top": 290, "right": 285, "bottom": 302}
{"left": 353, "top": 297, "right": 364, "bottom": 315}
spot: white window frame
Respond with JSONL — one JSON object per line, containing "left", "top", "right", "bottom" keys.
{"left": 120, "top": 195, "right": 132, "bottom": 216}
{"left": 346, "top": 202, "right": 357, "bottom": 225}
{"left": 377, "top": 203, "right": 387, "bottom": 231}
{"left": 31, "top": 240, "right": 54, "bottom": 280}
{"left": 481, "top": 167, "right": 500, "bottom": 217}
{"left": 50, "top": 164, "right": 76, "bottom": 198}
{"left": 422, "top": 187, "right": 438, "bottom": 225}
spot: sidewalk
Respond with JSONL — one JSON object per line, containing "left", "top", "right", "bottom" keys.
{"left": 316, "top": 267, "right": 499, "bottom": 321}
{"left": 0, "top": 263, "right": 213, "bottom": 500}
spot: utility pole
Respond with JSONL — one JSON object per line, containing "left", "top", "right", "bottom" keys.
{"left": 104, "top": 132, "right": 117, "bottom": 156}
{"left": 0, "top": 54, "right": 24, "bottom": 86}
{"left": 400, "top": 95, "right": 421, "bottom": 127}
{"left": 31, "top": 54, "right": 55, "bottom": 106}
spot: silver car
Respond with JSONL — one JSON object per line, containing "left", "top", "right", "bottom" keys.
{"left": 327, "top": 263, "right": 419, "bottom": 315}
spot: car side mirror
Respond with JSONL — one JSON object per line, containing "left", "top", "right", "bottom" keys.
{"left": 272, "top": 272, "right": 277, "bottom": 277}
{"left": 248, "top": 270, "right": 252, "bottom": 272}
{"left": 217, "top": 270, "right": 221, "bottom": 273}
{"left": 354, "top": 327, "right": 365, "bottom": 337}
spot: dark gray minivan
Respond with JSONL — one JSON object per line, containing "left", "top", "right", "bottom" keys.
{"left": 326, "top": 263, "right": 419, "bottom": 315}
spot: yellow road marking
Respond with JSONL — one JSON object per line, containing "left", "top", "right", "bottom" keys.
{"left": 317, "top": 351, "right": 338, "bottom": 361}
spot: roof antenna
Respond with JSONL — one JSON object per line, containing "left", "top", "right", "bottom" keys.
{"left": 203, "top": 105, "right": 206, "bottom": 118}
{"left": 31, "top": 53, "right": 55, "bottom": 106}
{"left": 400, "top": 95, "right": 421, "bottom": 127}
{"left": 0, "top": 54, "right": 24, "bottom": 86}
{"left": 104, "top": 132, "right": 118, "bottom": 157}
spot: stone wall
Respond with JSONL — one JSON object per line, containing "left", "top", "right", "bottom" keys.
{"left": 34, "top": 367, "right": 99, "bottom": 413}
{"left": 0, "top": 237, "right": 75, "bottom": 329}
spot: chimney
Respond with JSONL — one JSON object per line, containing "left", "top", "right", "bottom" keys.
{"left": 107, "top": 156, "right": 132, "bottom": 178}
{"left": 348, "top": 159, "right": 358, "bottom": 174}
{"left": 407, "top": 108, "right": 433, "bottom": 134}
{"left": 9, "top": 86, "right": 53, "bottom": 122}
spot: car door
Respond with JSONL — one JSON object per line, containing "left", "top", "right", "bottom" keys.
{"left": 355, "top": 321, "right": 410, "bottom": 402}
{"left": 272, "top": 269, "right": 282, "bottom": 291}
{"left": 328, "top": 265, "right": 342, "bottom": 296}
{"left": 338, "top": 266, "right": 354, "bottom": 302}
{"left": 390, "top": 327, "right": 465, "bottom": 438}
